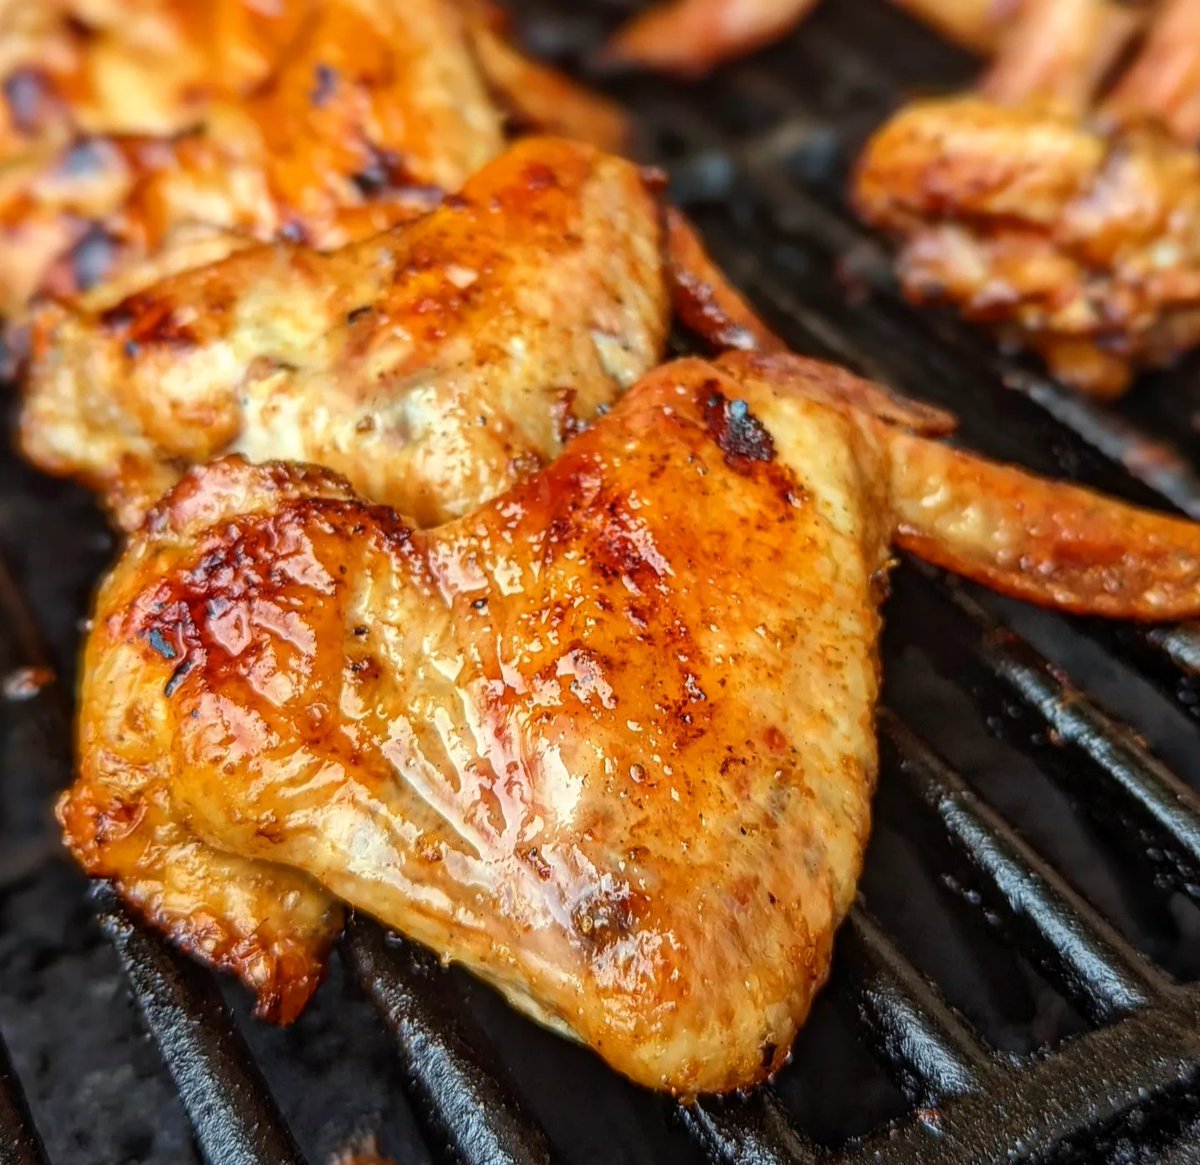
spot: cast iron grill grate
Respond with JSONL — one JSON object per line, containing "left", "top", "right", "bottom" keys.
{"left": 4, "top": 1, "right": 1200, "bottom": 1161}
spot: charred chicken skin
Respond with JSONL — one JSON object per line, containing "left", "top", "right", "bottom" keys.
{"left": 61, "top": 350, "right": 1200, "bottom": 1094}
{"left": 855, "top": 0, "right": 1200, "bottom": 397}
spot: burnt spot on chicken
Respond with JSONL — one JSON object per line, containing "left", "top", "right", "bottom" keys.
{"left": 551, "top": 388, "right": 589, "bottom": 444}
{"left": 570, "top": 882, "right": 640, "bottom": 951}
{"left": 56, "top": 223, "right": 120, "bottom": 295}
{"left": 351, "top": 143, "right": 418, "bottom": 201}
{"left": 4, "top": 68, "right": 58, "bottom": 136}
{"left": 100, "top": 293, "right": 198, "bottom": 350}
{"left": 701, "top": 384, "right": 776, "bottom": 468}
{"left": 310, "top": 63, "right": 339, "bottom": 107}
{"left": 280, "top": 220, "right": 309, "bottom": 245}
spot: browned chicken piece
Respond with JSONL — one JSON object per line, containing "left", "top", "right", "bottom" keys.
{"left": 20, "top": 131, "right": 782, "bottom": 533}
{"left": 20, "top": 137, "right": 671, "bottom": 530}
{"left": 666, "top": 208, "right": 787, "bottom": 351}
{"left": 856, "top": 0, "right": 1200, "bottom": 399}
{"left": 981, "top": 0, "right": 1144, "bottom": 112}
{"left": 60, "top": 349, "right": 1200, "bottom": 1093}
{"left": 0, "top": 0, "right": 506, "bottom": 318}
{"left": 601, "top": 0, "right": 1023, "bottom": 77}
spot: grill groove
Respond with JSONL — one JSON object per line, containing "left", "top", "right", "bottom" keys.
{"left": 0, "top": 1030, "right": 48, "bottom": 1165}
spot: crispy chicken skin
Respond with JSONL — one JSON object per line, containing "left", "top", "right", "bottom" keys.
{"left": 20, "top": 137, "right": 671, "bottom": 530}
{"left": 0, "top": 0, "right": 506, "bottom": 317}
{"left": 854, "top": 96, "right": 1200, "bottom": 397}
{"left": 61, "top": 351, "right": 1200, "bottom": 1092}
{"left": 602, "top": 0, "right": 1020, "bottom": 77}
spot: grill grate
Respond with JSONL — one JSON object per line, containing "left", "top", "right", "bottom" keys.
{"left": 5, "top": 0, "right": 1200, "bottom": 1161}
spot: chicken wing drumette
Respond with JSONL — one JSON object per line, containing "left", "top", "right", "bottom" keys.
{"left": 60, "top": 350, "right": 1200, "bottom": 1093}
{"left": 856, "top": 0, "right": 1200, "bottom": 397}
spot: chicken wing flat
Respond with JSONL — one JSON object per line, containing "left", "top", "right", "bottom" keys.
{"left": 854, "top": 96, "right": 1200, "bottom": 397}
{"left": 60, "top": 351, "right": 1200, "bottom": 1093}
{"left": 601, "top": 0, "right": 1021, "bottom": 77}
{"left": 0, "top": 0, "right": 507, "bottom": 318}
{"left": 20, "top": 137, "right": 671, "bottom": 530}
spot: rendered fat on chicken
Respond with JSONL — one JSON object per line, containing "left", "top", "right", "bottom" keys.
{"left": 61, "top": 350, "right": 1200, "bottom": 1094}
{"left": 854, "top": 0, "right": 1200, "bottom": 397}
{"left": 20, "top": 137, "right": 672, "bottom": 530}
{"left": 0, "top": 0, "right": 630, "bottom": 318}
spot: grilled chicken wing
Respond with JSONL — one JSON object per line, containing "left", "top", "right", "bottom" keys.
{"left": 602, "top": 0, "right": 1021, "bottom": 77}
{"left": 0, "top": 0, "right": 506, "bottom": 318}
{"left": 20, "top": 133, "right": 782, "bottom": 531}
{"left": 60, "top": 351, "right": 1200, "bottom": 1093}
{"left": 20, "top": 137, "right": 671, "bottom": 530}
{"left": 856, "top": 0, "right": 1200, "bottom": 396}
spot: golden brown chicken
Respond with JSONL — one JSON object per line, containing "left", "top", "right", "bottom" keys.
{"left": 854, "top": 0, "right": 1200, "bottom": 397}
{"left": 20, "top": 137, "right": 670, "bottom": 529}
{"left": 0, "top": 0, "right": 632, "bottom": 319}
{"left": 601, "top": 0, "right": 1023, "bottom": 77}
{"left": 855, "top": 96, "right": 1200, "bottom": 397}
{"left": 0, "top": 0, "right": 508, "bottom": 317}
{"left": 59, "top": 350, "right": 1200, "bottom": 1094}
{"left": 20, "top": 135, "right": 779, "bottom": 532}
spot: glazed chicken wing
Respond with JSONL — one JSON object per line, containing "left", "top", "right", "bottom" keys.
{"left": 20, "top": 137, "right": 671, "bottom": 530}
{"left": 0, "top": 0, "right": 507, "bottom": 317}
{"left": 855, "top": 0, "right": 1200, "bottom": 396}
{"left": 60, "top": 351, "right": 1200, "bottom": 1093}
{"left": 0, "top": 0, "right": 633, "bottom": 320}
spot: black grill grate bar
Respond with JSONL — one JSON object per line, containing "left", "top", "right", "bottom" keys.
{"left": 0, "top": 1028, "right": 48, "bottom": 1165}
{"left": 342, "top": 917, "right": 556, "bottom": 1165}
{"left": 879, "top": 710, "right": 1166, "bottom": 1021}
{"left": 680, "top": 1090, "right": 820, "bottom": 1165}
{"left": 917, "top": 570, "right": 1200, "bottom": 895}
{"left": 835, "top": 990, "right": 1200, "bottom": 1165}
{"left": 834, "top": 907, "right": 996, "bottom": 1102}
{"left": 95, "top": 888, "right": 309, "bottom": 1165}
{"left": 1077, "top": 620, "right": 1200, "bottom": 728}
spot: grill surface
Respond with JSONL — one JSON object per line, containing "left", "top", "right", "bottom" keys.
{"left": 4, "top": 2, "right": 1200, "bottom": 1162}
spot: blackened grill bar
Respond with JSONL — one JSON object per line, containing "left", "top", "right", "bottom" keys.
{"left": 5, "top": 1, "right": 1200, "bottom": 1161}
{"left": 343, "top": 920, "right": 556, "bottom": 1165}
{"left": 94, "top": 889, "right": 309, "bottom": 1165}
{"left": 0, "top": 1030, "right": 47, "bottom": 1165}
